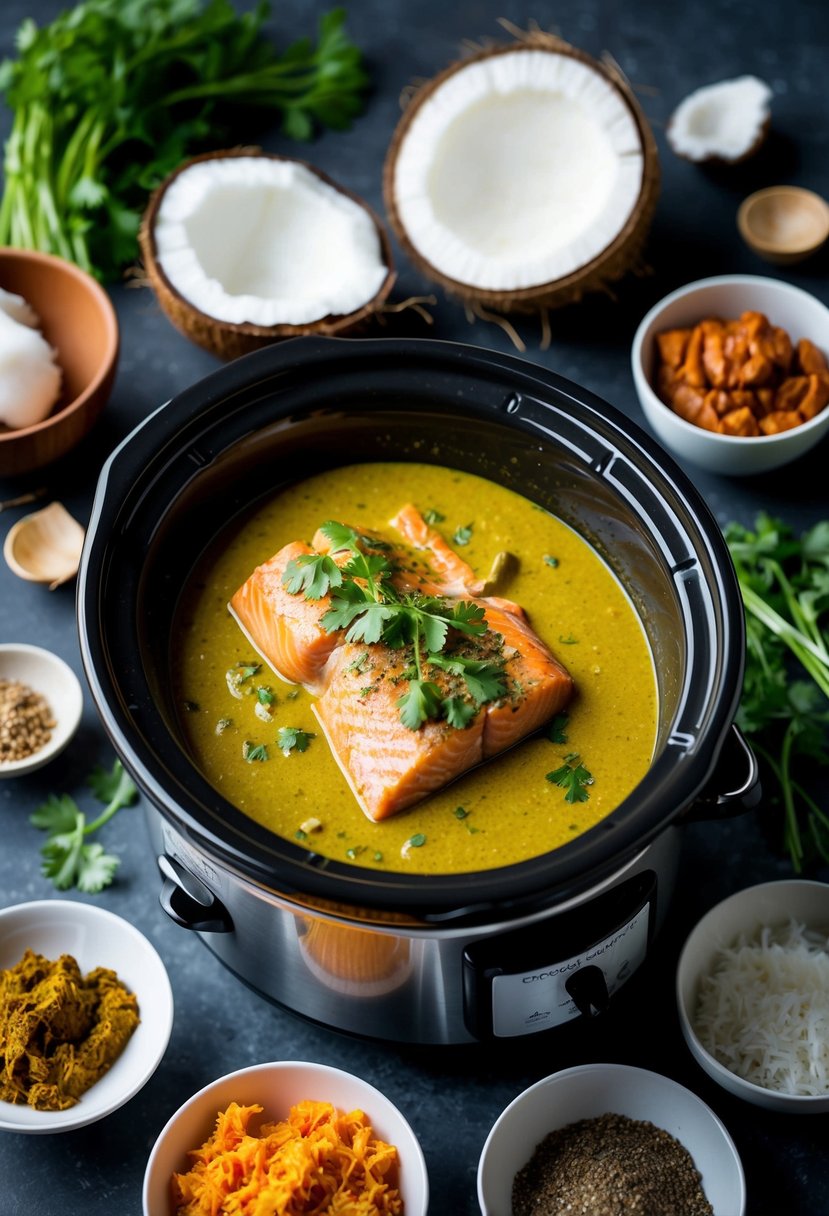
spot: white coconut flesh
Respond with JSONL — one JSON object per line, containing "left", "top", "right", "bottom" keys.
{"left": 391, "top": 51, "right": 645, "bottom": 292}
{"left": 667, "top": 76, "right": 772, "bottom": 162}
{"left": 152, "top": 158, "right": 389, "bottom": 327}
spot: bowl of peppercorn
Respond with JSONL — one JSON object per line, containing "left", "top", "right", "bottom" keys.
{"left": 0, "top": 643, "right": 83, "bottom": 776}
{"left": 477, "top": 1063, "right": 745, "bottom": 1216}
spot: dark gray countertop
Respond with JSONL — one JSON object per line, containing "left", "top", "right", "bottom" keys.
{"left": 1, "top": 2, "right": 828, "bottom": 1214}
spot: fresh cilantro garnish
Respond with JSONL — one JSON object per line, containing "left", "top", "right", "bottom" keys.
{"left": 283, "top": 520, "right": 503, "bottom": 731}
{"left": 423, "top": 508, "right": 446, "bottom": 524}
{"left": 30, "top": 759, "right": 138, "bottom": 893}
{"left": 454, "top": 806, "right": 469, "bottom": 819}
{"left": 277, "top": 726, "right": 315, "bottom": 755}
{"left": 453, "top": 523, "right": 473, "bottom": 546}
{"left": 546, "top": 753, "right": 594, "bottom": 803}
{"left": 282, "top": 552, "right": 344, "bottom": 599}
{"left": 543, "top": 555, "right": 559, "bottom": 568}
{"left": 226, "top": 661, "right": 261, "bottom": 697}
{"left": 725, "top": 513, "right": 829, "bottom": 869}
{"left": 406, "top": 833, "right": 426, "bottom": 848}
{"left": 558, "top": 634, "right": 578, "bottom": 645}
{"left": 257, "top": 687, "right": 276, "bottom": 705}
{"left": 548, "top": 712, "right": 569, "bottom": 744}
{"left": 243, "top": 741, "right": 269, "bottom": 762}
{"left": 0, "top": 4, "right": 369, "bottom": 279}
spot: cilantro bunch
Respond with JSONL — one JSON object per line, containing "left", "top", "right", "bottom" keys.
{"left": 282, "top": 521, "right": 506, "bottom": 730}
{"left": 725, "top": 513, "right": 829, "bottom": 870}
{"left": 30, "top": 759, "right": 138, "bottom": 892}
{"left": 0, "top": 1, "right": 368, "bottom": 279}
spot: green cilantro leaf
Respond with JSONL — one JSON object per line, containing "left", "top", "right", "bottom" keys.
{"left": 546, "top": 753, "right": 594, "bottom": 803}
{"left": 453, "top": 523, "right": 473, "bottom": 546}
{"left": 397, "top": 680, "right": 442, "bottom": 730}
{"left": 282, "top": 552, "right": 343, "bottom": 599}
{"left": 443, "top": 697, "right": 477, "bottom": 728}
{"left": 277, "top": 727, "right": 315, "bottom": 755}
{"left": 548, "top": 712, "right": 569, "bottom": 744}
{"left": 423, "top": 508, "right": 445, "bottom": 524}
{"left": 30, "top": 793, "right": 80, "bottom": 835}
{"left": 243, "top": 741, "right": 269, "bottom": 762}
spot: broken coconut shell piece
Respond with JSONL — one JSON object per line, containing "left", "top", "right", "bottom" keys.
{"left": 139, "top": 150, "right": 396, "bottom": 361}
{"left": 667, "top": 76, "right": 772, "bottom": 164}
{"left": 383, "top": 30, "right": 660, "bottom": 320}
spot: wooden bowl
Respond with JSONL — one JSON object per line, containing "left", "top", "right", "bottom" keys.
{"left": 737, "top": 186, "right": 829, "bottom": 265}
{"left": 0, "top": 249, "right": 119, "bottom": 476}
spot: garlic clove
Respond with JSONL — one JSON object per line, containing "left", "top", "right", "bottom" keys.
{"left": 3, "top": 502, "right": 85, "bottom": 590}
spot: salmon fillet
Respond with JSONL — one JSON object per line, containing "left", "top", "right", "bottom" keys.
{"left": 229, "top": 507, "right": 574, "bottom": 821}
{"left": 228, "top": 540, "right": 339, "bottom": 692}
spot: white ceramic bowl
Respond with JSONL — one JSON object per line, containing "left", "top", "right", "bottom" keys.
{"left": 477, "top": 1063, "right": 745, "bottom": 1216}
{"left": 0, "top": 643, "right": 83, "bottom": 776}
{"left": 143, "top": 1060, "right": 429, "bottom": 1216}
{"left": 631, "top": 274, "right": 829, "bottom": 475}
{"left": 677, "top": 879, "right": 829, "bottom": 1113}
{"left": 0, "top": 899, "right": 174, "bottom": 1132}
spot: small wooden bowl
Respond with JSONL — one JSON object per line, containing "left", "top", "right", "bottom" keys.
{"left": 0, "top": 249, "right": 119, "bottom": 476}
{"left": 737, "top": 186, "right": 829, "bottom": 265}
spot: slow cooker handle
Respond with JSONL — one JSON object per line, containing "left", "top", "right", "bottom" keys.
{"left": 680, "top": 724, "right": 761, "bottom": 822}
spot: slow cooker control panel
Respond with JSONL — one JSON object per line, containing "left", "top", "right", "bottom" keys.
{"left": 462, "top": 871, "right": 656, "bottom": 1039}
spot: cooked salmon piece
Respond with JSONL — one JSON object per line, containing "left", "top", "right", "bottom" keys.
{"left": 228, "top": 540, "right": 339, "bottom": 692}
{"left": 313, "top": 643, "right": 487, "bottom": 821}
{"left": 390, "top": 503, "right": 487, "bottom": 596}
{"left": 480, "top": 600, "right": 574, "bottom": 758}
{"left": 231, "top": 509, "right": 574, "bottom": 821}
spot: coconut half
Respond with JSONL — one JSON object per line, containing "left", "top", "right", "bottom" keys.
{"left": 667, "top": 76, "right": 772, "bottom": 164}
{"left": 139, "top": 151, "right": 395, "bottom": 360}
{"left": 383, "top": 32, "right": 660, "bottom": 315}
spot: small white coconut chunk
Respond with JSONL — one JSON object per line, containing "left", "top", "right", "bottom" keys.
{"left": 0, "top": 286, "right": 41, "bottom": 329}
{"left": 667, "top": 76, "right": 772, "bottom": 163}
{"left": 0, "top": 308, "right": 62, "bottom": 430}
{"left": 153, "top": 158, "right": 388, "bottom": 327}
{"left": 392, "top": 50, "right": 645, "bottom": 292}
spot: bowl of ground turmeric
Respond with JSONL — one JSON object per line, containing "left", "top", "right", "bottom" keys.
{"left": 0, "top": 899, "right": 174, "bottom": 1133}
{"left": 631, "top": 275, "right": 829, "bottom": 475}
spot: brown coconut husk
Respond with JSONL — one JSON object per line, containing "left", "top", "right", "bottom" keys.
{"left": 139, "top": 148, "right": 397, "bottom": 361}
{"left": 383, "top": 30, "right": 661, "bottom": 318}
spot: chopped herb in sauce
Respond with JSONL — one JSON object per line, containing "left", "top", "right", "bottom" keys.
{"left": 547, "top": 753, "right": 593, "bottom": 803}
{"left": 543, "top": 554, "right": 559, "bottom": 568}
{"left": 243, "top": 741, "right": 269, "bottom": 762}
{"left": 226, "top": 662, "right": 261, "bottom": 698}
{"left": 423, "top": 508, "right": 445, "bottom": 524}
{"left": 548, "top": 712, "right": 569, "bottom": 744}
{"left": 277, "top": 726, "right": 315, "bottom": 755}
{"left": 558, "top": 634, "right": 578, "bottom": 645}
{"left": 453, "top": 523, "right": 473, "bottom": 546}
{"left": 257, "top": 687, "right": 276, "bottom": 705}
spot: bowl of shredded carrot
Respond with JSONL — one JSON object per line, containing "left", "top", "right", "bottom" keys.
{"left": 142, "top": 1059, "right": 429, "bottom": 1216}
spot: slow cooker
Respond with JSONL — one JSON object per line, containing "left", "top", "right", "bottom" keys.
{"left": 77, "top": 337, "right": 758, "bottom": 1044}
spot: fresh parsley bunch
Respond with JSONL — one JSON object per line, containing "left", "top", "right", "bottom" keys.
{"left": 725, "top": 513, "right": 829, "bottom": 869}
{"left": 30, "top": 759, "right": 139, "bottom": 892}
{"left": 0, "top": 1, "right": 369, "bottom": 279}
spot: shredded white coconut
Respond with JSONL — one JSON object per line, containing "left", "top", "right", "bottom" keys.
{"left": 694, "top": 919, "right": 829, "bottom": 1096}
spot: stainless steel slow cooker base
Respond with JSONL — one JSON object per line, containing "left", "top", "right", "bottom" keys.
{"left": 151, "top": 810, "right": 680, "bottom": 1044}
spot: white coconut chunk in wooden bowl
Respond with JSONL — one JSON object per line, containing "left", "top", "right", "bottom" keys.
{"left": 390, "top": 50, "right": 645, "bottom": 293}
{"left": 667, "top": 76, "right": 772, "bottom": 163}
{"left": 151, "top": 157, "right": 390, "bottom": 327}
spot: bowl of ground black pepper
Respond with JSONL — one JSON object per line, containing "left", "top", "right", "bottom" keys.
{"left": 477, "top": 1063, "right": 745, "bottom": 1216}
{"left": 0, "top": 643, "right": 83, "bottom": 776}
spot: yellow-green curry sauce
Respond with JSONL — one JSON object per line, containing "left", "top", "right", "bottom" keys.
{"left": 173, "top": 463, "right": 657, "bottom": 874}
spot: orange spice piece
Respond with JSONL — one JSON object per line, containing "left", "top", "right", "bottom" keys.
{"left": 653, "top": 310, "right": 829, "bottom": 437}
{"left": 171, "top": 1099, "right": 403, "bottom": 1216}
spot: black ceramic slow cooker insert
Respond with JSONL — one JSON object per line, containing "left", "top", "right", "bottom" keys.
{"left": 77, "top": 337, "right": 757, "bottom": 1043}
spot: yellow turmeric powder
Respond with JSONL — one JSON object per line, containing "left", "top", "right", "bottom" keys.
{"left": 0, "top": 949, "right": 140, "bottom": 1111}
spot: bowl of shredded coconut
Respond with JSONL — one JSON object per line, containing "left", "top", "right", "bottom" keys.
{"left": 677, "top": 879, "right": 829, "bottom": 1112}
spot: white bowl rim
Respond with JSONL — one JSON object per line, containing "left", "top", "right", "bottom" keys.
{"left": 143, "top": 1058, "right": 429, "bottom": 1214}
{"left": 631, "top": 273, "right": 829, "bottom": 444}
{"left": 0, "top": 898, "right": 174, "bottom": 1133}
{"left": 676, "top": 878, "right": 829, "bottom": 1106}
{"left": 0, "top": 642, "right": 83, "bottom": 775}
{"left": 477, "top": 1061, "right": 745, "bottom": 1212}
